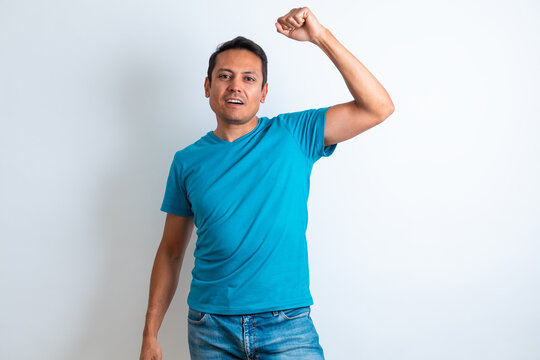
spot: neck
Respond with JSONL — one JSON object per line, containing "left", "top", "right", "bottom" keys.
{"left": 213, "top": 115, "right": 259, "bottom": 142}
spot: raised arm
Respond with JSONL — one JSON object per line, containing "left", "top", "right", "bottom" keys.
{"left": 140, "top": 213, "right": 195, "bottom": 360}
{"left": 276, "top": 7, "right": 394, "bottom": 146}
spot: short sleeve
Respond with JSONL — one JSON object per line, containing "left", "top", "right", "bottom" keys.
{"left": 160, "top": 152, "right": 194, "bottom": 217}
{"left": 277, "top": 106, "right": 337, "bottom": 163}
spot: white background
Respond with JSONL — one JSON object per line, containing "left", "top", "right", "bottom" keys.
{"left": 1, "top": 0, "right": 539, "bottom": 359}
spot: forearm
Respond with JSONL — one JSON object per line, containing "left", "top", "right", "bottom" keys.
{"left": 142, "top": 248, "right": 183, "bottom": 339}
{"left": 312, "top": 28, "right": 394, "bottom": 114}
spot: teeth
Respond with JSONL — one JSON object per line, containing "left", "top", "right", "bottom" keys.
{"left": 227, "top": 99, "right": 242, "bottom": 104}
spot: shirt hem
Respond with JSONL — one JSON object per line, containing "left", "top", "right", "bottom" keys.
{"left": 188, "top": 297, "right": 314, "bottom": 315}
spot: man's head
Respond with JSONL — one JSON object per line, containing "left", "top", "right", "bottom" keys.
{"left": 204, "top": 36, "right": 269, "bottom": 125}
{"left": 207, "top": 36, "right": 268, "bottom": 89}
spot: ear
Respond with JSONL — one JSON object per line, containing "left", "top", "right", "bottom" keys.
{"left": 260, "top": 82, "right": 268, "bottom": 103}
{"left": 204, "top": 77, "right": 210, "bottom": 98}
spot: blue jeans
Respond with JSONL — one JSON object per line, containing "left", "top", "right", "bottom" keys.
{"left": 187, "top": 305, "right": 325, "bottom": 359}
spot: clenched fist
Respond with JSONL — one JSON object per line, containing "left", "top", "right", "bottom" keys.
{"left": 139, "top": 336, "right": 162, "bottom": 360}
{"left": 275, "top": 7, "right": 326, "bottom": 43}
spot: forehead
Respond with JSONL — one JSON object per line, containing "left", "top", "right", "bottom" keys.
{"left": 214, "top": 49, "right": 262, "bottom": 74}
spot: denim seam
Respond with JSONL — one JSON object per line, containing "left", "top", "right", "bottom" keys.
{"left": 253, "top": 317, "right": 258, "bottom": 360}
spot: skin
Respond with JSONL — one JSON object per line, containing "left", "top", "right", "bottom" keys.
{"left": 204, "top": 49, "right": 268, "bottom": 143}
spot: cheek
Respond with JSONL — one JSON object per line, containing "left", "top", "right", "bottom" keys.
{"left": 249, "top": 89, "right": 262, "bottom": 101}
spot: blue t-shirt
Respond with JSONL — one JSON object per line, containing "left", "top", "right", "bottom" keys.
{"left": 160, "top": 107, "right": 337, "bottom": 315}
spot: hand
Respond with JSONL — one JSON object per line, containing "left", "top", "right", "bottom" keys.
{"left": 140, "top": 336, "right": 162, "bottom": 360}
{"left": 275, "top": 7, "right": 326, "bottom": 43}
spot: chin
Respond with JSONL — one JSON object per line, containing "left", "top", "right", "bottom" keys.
{"left": 222, "top": 111, "right": 255, "bottom": 123}
{"left": 220, "top": 115, "right": 250, "bottom": 125}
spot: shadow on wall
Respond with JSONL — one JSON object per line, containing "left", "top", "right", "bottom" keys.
{"left": 58, "top": 56, "right": 198, "bottom": 359}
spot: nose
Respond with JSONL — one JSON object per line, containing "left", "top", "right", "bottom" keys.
{"left": 227, "top": 77, "right": 243, "bottom": 93}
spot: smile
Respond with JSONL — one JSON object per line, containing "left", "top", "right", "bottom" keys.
{"left": 226, "top": 102, "right": 244, "bottom": 106}
{"left": 225, "top": 98, "right": 244, "bottom": 105}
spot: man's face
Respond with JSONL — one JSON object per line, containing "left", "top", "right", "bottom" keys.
{"left": 204, "top": 49, "right": 268, "bottom": 125}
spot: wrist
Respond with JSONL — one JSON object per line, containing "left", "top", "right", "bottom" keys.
{"left": 311, "top": 27, "right": 330, "bottom": 47}
{"left": 143, "top": 326, "right": 158, "bottom": 339}
{"left": 143, "top": 332, "right": 158, "bottom": 340}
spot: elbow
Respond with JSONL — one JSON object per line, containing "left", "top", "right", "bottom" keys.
{"left": 380, "top": 102, "right": 395, "bottom": 122}
{"left": 384, "top": 98, "right": 395, "bottom": 115}
{"left": 387, "top": 101, "right": 395, "bottom": 114}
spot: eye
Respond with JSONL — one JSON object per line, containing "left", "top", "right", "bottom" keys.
{"left": 245, "top": 76, "right": 255, "bottom": 82}
{"left": 219, "top": 74, "right": 231, "bottom": 79}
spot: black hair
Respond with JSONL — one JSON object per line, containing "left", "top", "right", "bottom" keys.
{"left": 207, "top": 36, "right": 268, "bottom": 89}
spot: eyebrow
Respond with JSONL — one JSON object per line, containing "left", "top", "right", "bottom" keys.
{"left": 217, "top": 68, "right": 258, "bottom": 76}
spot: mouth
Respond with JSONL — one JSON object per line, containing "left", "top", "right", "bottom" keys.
{"left": 225, "top": 98, "right": 244, "bottom": 106}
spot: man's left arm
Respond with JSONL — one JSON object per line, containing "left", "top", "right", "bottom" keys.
{"left": 276, "top": 7, "right": 395, "bottom": 147}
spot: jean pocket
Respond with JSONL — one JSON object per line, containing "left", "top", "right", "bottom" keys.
{"left": 279, "top": 306, "right": 311, "bottom": 320}
{"left": 187, "top": 308, "right": 208, "bottom": 324}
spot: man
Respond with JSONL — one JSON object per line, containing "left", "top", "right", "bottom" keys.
{"left": 140, "top": 7, "right": 394, "bottom": 360}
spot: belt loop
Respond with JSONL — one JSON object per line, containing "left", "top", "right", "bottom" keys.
{"left": 272, "top": 311, "right": 279, "bottom": 316}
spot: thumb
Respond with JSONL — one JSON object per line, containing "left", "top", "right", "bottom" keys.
{"left": 275, "top": 22, "right": 290, "bottom": 37}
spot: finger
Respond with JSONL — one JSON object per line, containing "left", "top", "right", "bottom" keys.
{"left": 293, "top": 7, "right": 309, "bottom": 26}
{"left": 275, "top": 22, "right": 290, "bottom": 36}
{"left": 277, "top": 18, "right": 293, "bottom": 32}
{"left": 293, "top": 12, "right": 306, "bottom": 26}
{"left": 278, "top": 9, "right": 298, "bottom": 30}
{"left": 284, "top": 10, "right": 302, "bottom": 29}
{"left": 287, "top": 14, "right": 303, "bottom": 28}
{"left": 277, "top": 14, "right": 292, "bottom": 30}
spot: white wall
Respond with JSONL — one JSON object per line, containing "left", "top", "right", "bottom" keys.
{"left": 1, "top": 0, "right": 539, "bottom": 359}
